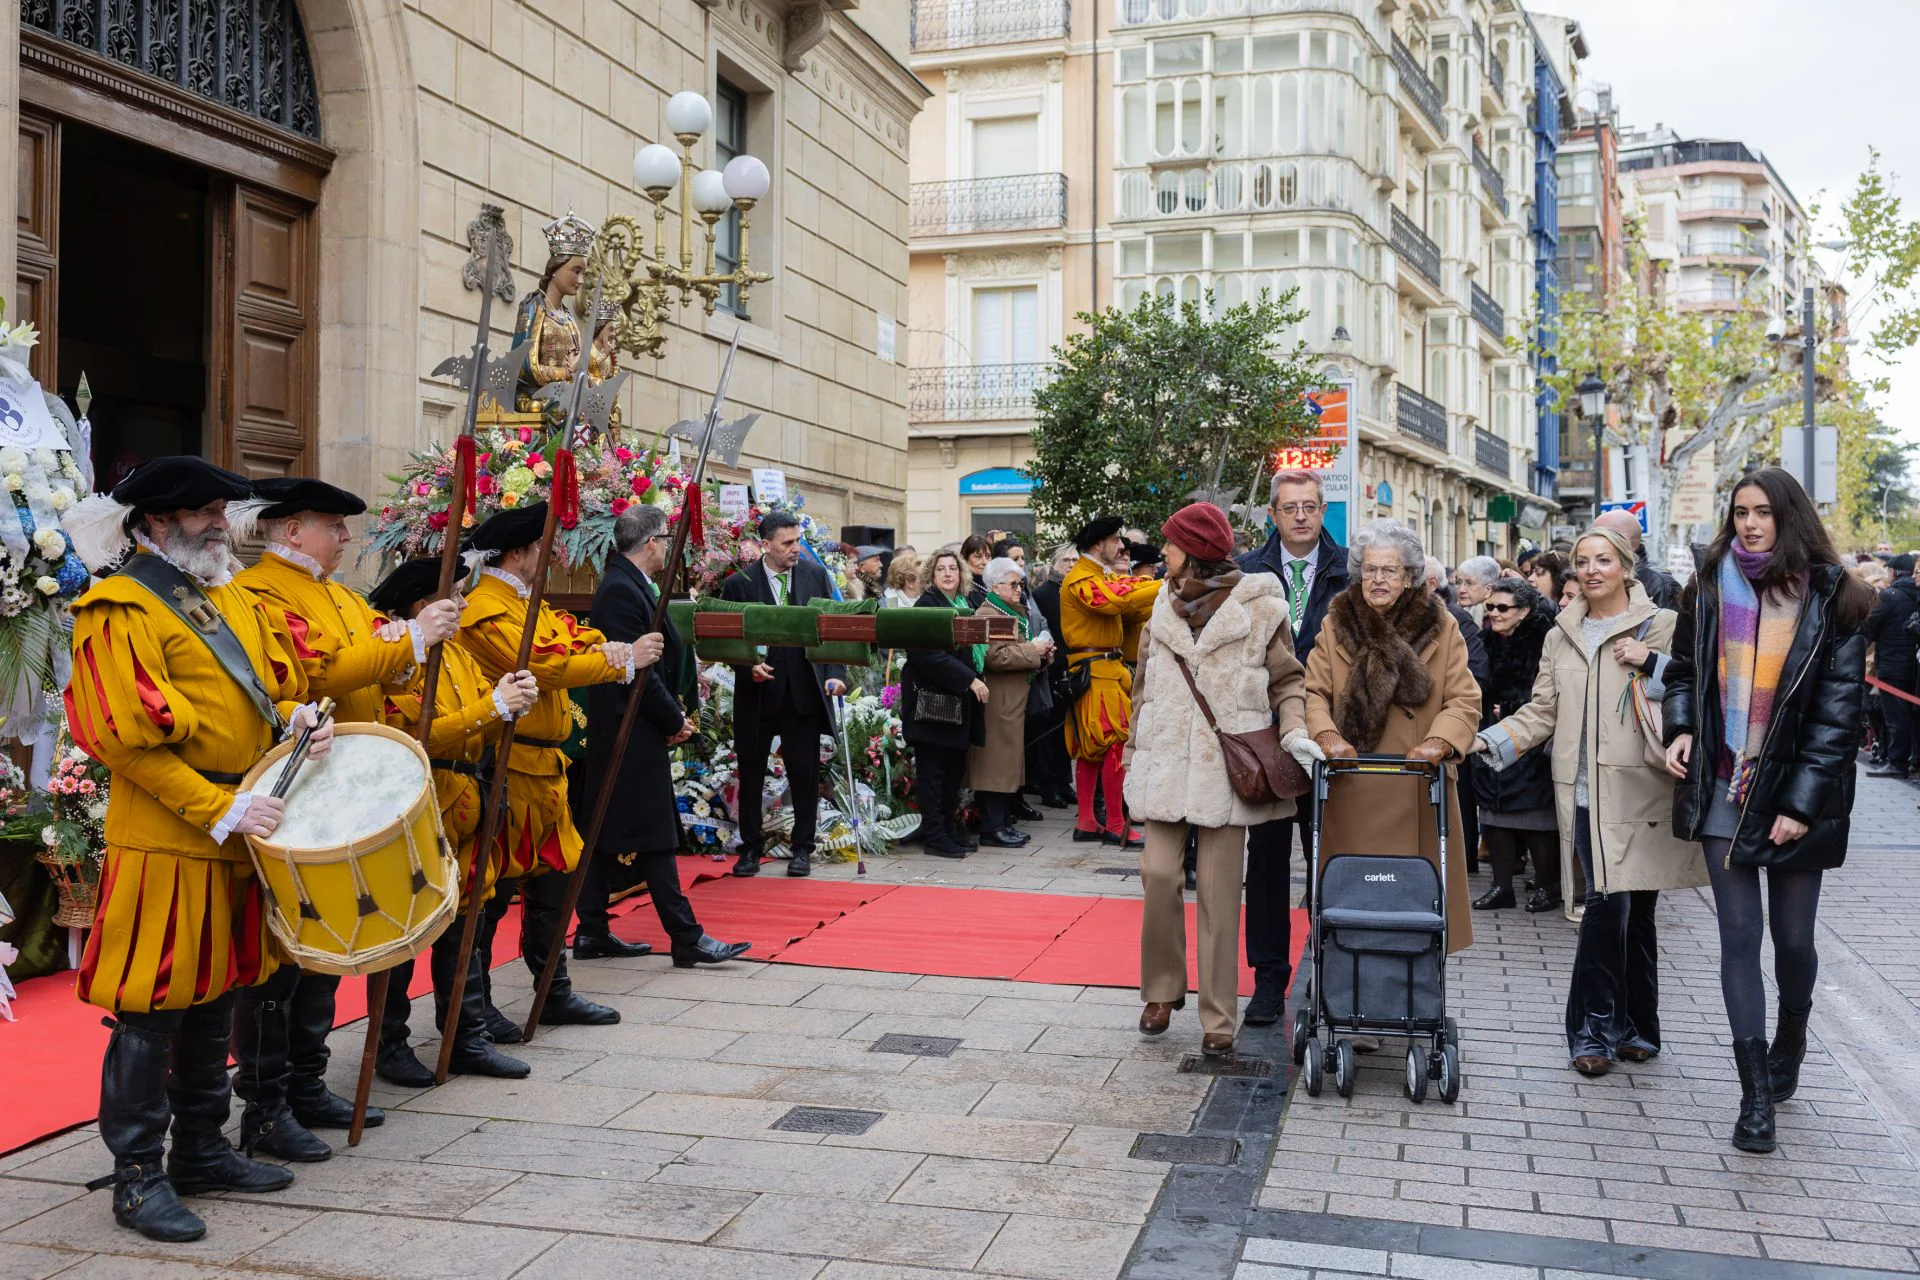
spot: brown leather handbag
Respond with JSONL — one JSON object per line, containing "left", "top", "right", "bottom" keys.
{"left": 1170, "top": 652, "right": 1310, "bottom": 803}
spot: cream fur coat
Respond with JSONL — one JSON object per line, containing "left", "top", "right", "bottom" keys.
{"left": 1125, "top": 573, "right": 1308, "bottom": 828}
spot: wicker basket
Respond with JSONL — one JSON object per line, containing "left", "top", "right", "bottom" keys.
{"left": 36, "top": 853, "right": 99, "bottom": 929}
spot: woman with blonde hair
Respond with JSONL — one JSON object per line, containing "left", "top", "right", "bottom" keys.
{"left": 882, "top": 551, "right": 922, "bottom": 609}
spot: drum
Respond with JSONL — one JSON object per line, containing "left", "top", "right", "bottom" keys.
{"left": 241, "top": 722, "right": 457, "bottom": 976}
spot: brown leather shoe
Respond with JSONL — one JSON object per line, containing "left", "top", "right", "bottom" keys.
{"left": 1139, "top": 998, "right": 1184, "bottom": 1036}
{"left": 1616, "top": 1044, "right": 1657, "bottom": 1064}
{"left": 1202, "top": 1033, "right": 1234, "bottom": 1057}
{"left": 1572, "top": 1055, "right": 1611, "bottom": 1076}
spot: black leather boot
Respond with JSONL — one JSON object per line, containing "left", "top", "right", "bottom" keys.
{"left": 86, "top": 1010, "right": 205, "bottom": 1242}
{"left": 521, "top": 876, "right": 619, "bottom": 1026}
{"left": 572, "top": 930, "right": 653, "bottom": 960}
{"left": 733, "top": 846, "right": 763, "bottom": 877}
{"left": 1770, "top": 1003, "right": 1812, "bottom": 1101}
{"left": 1732, "top": 1037, "right": 1777, "bottom": 1153}
{"left": 475, "top": 895, "right": 522, "bottom": 1044}
{"left": 374, "top": 957, "right": 435, "bottom": 1088}
{"left": 233, "top": 969, "right": 331, "bottom": 1162}
{"left": 167, "top": 994, "right": 295, "bottom": 1197}
{"left": 786, "top": 847, "right": 813, "bottom": 878}
{"left": 434, "top": 927, "right": 530, "bottom": 1078}
{"left": 1243, "top": 966, "right": 1289, "bottom": 1026}
{"left": 284, "top": 973, "right": 378, "bottom": 1130}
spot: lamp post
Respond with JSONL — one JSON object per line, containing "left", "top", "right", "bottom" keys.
{"left": 1578, "top": 371, "right": 1606, "bottom": 517}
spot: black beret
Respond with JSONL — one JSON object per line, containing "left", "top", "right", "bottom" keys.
{"left": 368, "top": 557, "right": 445, "bottom": 617}
{"left": 468, "top": 501, "right": 548, "bottom": 555}
{"left": 1071, "top": 515, "right": 1124, "bottom": 552}
{"left": 1891, "top": 553, "right": 1916, "bottom": 575}
{"left": 110, "top": 456, "right": 252, "bottom": 515}
{"left": 252, "top": 476, "right": 367, "bottom": 520}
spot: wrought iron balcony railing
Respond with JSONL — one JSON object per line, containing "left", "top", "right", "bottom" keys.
{"left": 1392, "top": 34, "right": 1448, "bottom": 139}
{"left": 910, "top": 175, "right": 1069, "bottom": 236}
{"left": 1488, "top": 50, "right": 1505, "bottom": 103}
{"left": 1472, "top": 145, "right": 1509, "bottom": 216}
{"left": 1475, "top": 427, "right": 1511, "bottom": 478}
{"left": 910, "top": 0, "right": 1071, "bottom": 51}
{"left": 1470, "top": 282, "right": 1505, "bottom": 338}
{"left": 909, "top": 363, "right": 1053, "bottom": 422}
{"left": 1392, "top": 206, "right": 1442, "bottom": 289}
{"left": 1396, "top": 382, "right": 1448, "bottom": 450}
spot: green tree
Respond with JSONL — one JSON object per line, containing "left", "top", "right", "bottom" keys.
{"left": 1026, "top": 289, "right": 1323, "bottom": 540}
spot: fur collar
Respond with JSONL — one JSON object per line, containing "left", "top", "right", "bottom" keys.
{"left": 1324, "top": 583, "right": 1445, "bottom": 751}
{"left": 1483, "top": 609, "right": 1553, "bottom": 707}
{"left": 1148, "top": 571, "right": 1282, "bottom": 657}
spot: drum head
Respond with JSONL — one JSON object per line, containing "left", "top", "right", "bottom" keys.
{"left": 264, "top": 730, "right": 429, "bottom": 849}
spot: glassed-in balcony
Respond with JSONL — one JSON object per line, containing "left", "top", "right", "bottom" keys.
{"left": 910, "top": 175, "right": 1069, "bottom": 236}
{"left": 910, "top": 363, "right": 1054, "bottom": 423}
{"left": 910, "top": 0, "right": 1071, "bottom": 52}
{"left": 1116, "top": 0, "right": 1373, "bottom": 27}
{"left": 1114, "top": 157, "right": 1368, "bottom": 222}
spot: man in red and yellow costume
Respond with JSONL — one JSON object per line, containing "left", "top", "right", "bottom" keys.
{"left": 1060, "top": 515, "right": 1162, "bottom": 847}
{"left": 366, "top": 556, "right": 537, "bottom": 1086}
{"left": 65, "top": 457, "right": 332, "bottom": 1243}
{"left": 457, "top": 501, "right": 659, "bottom": 1033}
{"left": 227, "top": 477, "right": 461, "bottom": 1160}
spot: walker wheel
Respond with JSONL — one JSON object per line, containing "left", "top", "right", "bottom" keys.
{"left": 1405, "top": 1045, "right": 1429, "bottom": 1103}
{"left": 1335, "top": 1040, "right": 1358, "bottom": 1098}
{"left": 1291, "top": 1006, "right": 1311, "bottom": 1065}
{"left": 1437, "top": 1043, "right": 1461, "bottom": 1104}
{"left": 1303, "top": 1038, "right": 1324, "bottom": 1097}
{"left": 1445, "top": 1017, "right": 1460, "bottom": 1049}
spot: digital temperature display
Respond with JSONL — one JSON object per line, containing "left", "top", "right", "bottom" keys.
{"left": 1272, "top": 447, "right": 1338, "bottom": 471}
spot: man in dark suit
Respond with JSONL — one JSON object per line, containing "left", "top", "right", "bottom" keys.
{"left": 722, "top": 510, "right": 848, "bottom": 878}
{"left": 575, "top": 506, "right": 752, "bottom": 966}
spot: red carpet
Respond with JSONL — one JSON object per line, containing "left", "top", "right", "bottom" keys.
{"left": 772, "top": 885, "right": 1101, "bottom": 978}
{"left": 0, "top": 971, "right": 108, "bottom": 1156}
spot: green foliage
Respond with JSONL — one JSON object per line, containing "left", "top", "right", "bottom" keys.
{"left": 1026, "top": 289, "right": 1323, "bottom": 539}
{"left": 1837, "top": 148, "right": 1920, "bottom": 362}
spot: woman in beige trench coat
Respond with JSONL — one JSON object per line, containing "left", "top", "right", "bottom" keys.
{"left": 1306, "top": 521, "right": 1483, "bottom": 959}
{"left": 1474, "top": 524, "right": 1704, "bottom": 1077}
{"left": 969, "top": 557, "right": 1053, "bottom": 847}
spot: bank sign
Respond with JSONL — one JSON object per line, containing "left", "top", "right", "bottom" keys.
{"left": 958, "top": 467, "right": 1034, "bottom": 497}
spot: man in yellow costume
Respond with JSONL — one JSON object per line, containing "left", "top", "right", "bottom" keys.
{"left": 457, "top": 501, "right": 658, "bottom": 1033}
{"left": 1060, "top": 515, "right": 1162, "bottom": 848}
{"left": 223, "top": 477, "right": 460, "bottom": 1160}
{"left": 365, "top": 556, "right": 538, "bottom": 1086}
{"left": 64, "top": 456, "right": 333, "bottom": 1243}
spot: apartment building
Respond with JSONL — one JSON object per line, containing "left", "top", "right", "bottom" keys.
{"left": 906, "top": 0, "right": 1551, "bottom": 562}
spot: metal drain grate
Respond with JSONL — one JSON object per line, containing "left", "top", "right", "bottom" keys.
{"left": 1130, "top": 1133, "right": 1241, "bottom": 1165}
{"left": 871, "top": 1033, "right": 962, "bottom": 1057}
{"left": 771, "top": 1106, "right": 885, "bottom": 1136}
{"left": 1177, "top": 1054, "right": 1274, "bottom": 1078}
{"left": 1093, "top": 866, "right": 1139, "bottom": 877}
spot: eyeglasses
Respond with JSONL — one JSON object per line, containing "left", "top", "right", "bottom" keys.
{"left": 1483, "top": 603, "right": 1519, "bottom": 615}
{"left": 1273, "top": 502, "right": 1321, "bottom": 517}
{"left": 1359, "top": 566, "right": 1408, "bottom": 581}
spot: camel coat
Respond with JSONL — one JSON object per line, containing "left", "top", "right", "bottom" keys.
{"left": 1481, "top": 583, "right": 1705, "bottom": 897}
{"left": 1304, "top": 592, "right": 1482, "bottom": 953}
{"left": 969, "top": 633, "right": 1049, "bottom": 794}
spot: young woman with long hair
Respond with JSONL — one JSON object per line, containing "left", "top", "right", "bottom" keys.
{"left": 1663, "top": 467, "right": 1873, "bottom": 1153}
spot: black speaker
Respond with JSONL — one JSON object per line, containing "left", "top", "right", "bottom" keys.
{"left": 840, "top": 524, "right": 895, "bottom": 551}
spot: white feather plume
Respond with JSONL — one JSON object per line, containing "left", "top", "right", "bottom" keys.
{"left": 460, "top": 547, "right": 497, "bottom": 576}
{"left": 65, "top": 493, "right": 134, "bottom": 573}
{"left": 223, "top": 497, "right": 272, "bottom": 544}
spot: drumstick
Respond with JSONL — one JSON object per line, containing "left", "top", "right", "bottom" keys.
{"left": 271, "top": 698, "right": 336, "bottom": 799}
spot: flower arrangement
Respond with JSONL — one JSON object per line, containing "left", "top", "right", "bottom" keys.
{"left": 709, "top": 492, "right": 853, "bottom": 598}
{"left": 4, "top": 721, "right": 110, "bottom": 927}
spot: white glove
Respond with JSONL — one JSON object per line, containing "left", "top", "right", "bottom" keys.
{"left": 1281, "top": 727, "right": 1326, "bottom": 771}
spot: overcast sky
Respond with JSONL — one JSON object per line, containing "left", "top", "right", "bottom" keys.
{"left": 1538, "top": 0, "right": 1920, "bottom": 443}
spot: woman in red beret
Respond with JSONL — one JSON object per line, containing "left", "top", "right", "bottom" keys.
{"left": 1125, "top": 502, "right": 1322, "bottom": 1057}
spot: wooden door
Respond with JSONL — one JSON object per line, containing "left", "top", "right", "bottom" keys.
{"left": 16, "top": 109, "right": 60, "bottom": 384}
{"left": 213, "top": 181, "right": 315, "bottom": 480}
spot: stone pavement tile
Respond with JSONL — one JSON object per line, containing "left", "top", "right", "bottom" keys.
{"left": 1024, "top": 1025, "right": 1199, "bottom": 1062}
{"left": 0, "top": 1242, "right": 72, "bottom": 1280}
{"left": 0, "top": 1139, "right": 104, "bottom": 1187}
{"left": 890, "top": 1154, "right": 1163, "bottom": 1224}
{"left": 1535, "top": 1192, "right": 1677, "bottom": 1225}
{"left": 711, "top": 1193, "right": 1005, "bottom": 1271}
{"left": 1761, "top": 1236, "right": 1919, "bottom": 1272}
{"left": 798, "top": 984, "right": 986, "bottom": 1019}
{"left": 815, "top": 1263, "right": 1027, "bottom": 1280}
{"left": 583, "top": 992, "right": 705, "bottom": 1024}
{"left": 900, "top": 1048, "right": 1116, "bottom": 1089}
{"left": 1072, "top": 986, "right": 1146, "bottom": 1007}
{"left": 426, "top": 1118, "right": 694, "bottom": 1179}
{"left": 714, "top": 1031, "right": 921, "bottom": 1074}
{"left": 1104, "top": 1058, "right": 1216, "bottom": 1095}
{"left": 1606, "top": 1219, "right": 1763, "bottom": 1258}
{"left": 1390, "top": 1254, "right": 1541, "bottom": 1280}
{"left": 555, "top": 960, "right": 657, "bottom": 995}
{"left": 1681, "top": 1206, "right": 1831, "bottom": 1238}
{"left": 608, "top": 1093, "right": 829, "bottom": 1143}
{"left": 759, "top": 965, "right": 923, "bottom": 990}
{"left": 636, "top": 972, "right": 825, "bottom": 1006}
{"left": 2, "top": 1195, "right": 317, "bottom": 1266}
{"left": 511, "top": 1231, "right": 825, "bottom": 1279}
{"left": 473, "top": 1042, "right": 604, "bottom": 1084}
{"left": 246, "top": 1209, "right": 558, "bottom": 1279}
{"left": 1595, "top": 1177, "right": 1739, "bottom": 1210}
{"left": 673, "top": 1001, "right": 871, "bottom": 1038}
{"left": 1242, "top": 1240, "right": 1388, "bottom": 1273}
{"left": 1327, "top": 1194, "right": 1462, "bottom": 1227}
{"left": 971, "top": 1081, "right": 1199, "bottom": 1131}
{"left": 517, "top": 1020, "right": 741, "bottom": 1059}
{"left": 0, "top": 1129, "right": 92, "bottom": 1176}
{"left": 974, "top": 1212, "right": 1140, "bottom": 1280}
{"left": 823, "top": 1112, "right": 1070, "bottom": 1163}
{"left": 0, "top": 1175, "right": 84, "bottom": 1226}
{"left": 29, "top": 1259, "right": 321, "bottom": 1280}
{"left": 1232, "top": 1267, "right": 1311, "bottom": 1280}
{"left": 1398, "top": 1181, "right": 1537, "bottom": 1213}
{"left": 329, "top": 1109, "right": 482, "bottom": 1162}
{"left": 842, "top": 1014, "right": 1048, "bottom": 1055}
{"left": 396, "top": 1074, "right": 650, "bottom": 1126}
{"left": 763, "top": 1070, "right": 994, "bottom": 1117}
{"left": 1049, "top": 1125, "right": 1183, "bottom": 1173}
{"left": 224, "top": 1152, "right": 518, "bottom": 1217}
{"left": 566, "top": 1054, "right": 793, "bottom": 1097}
{"left": 465, "top": 1171, "right": 754, "bottom": 1242}
{"left": 909, "top": 976, "right": 1087, "bottom": 1002}
{"left": 969, "top": 997, "right": 1133, "bottom": 1031}
{"left": 1830, "top": 1221, "right": 1920, "bottom": 1247}
{"left": 1463, "top": 1207, "right": 1608, "bottom": 1241}
{"left": 652, "top": 1135, "right": 924, "bottom": 1200}
{"left": 1256, "top": 1187, "right": 1329, "bottom": 1214}
{"left": 1739, "top": 1188, "right": 1887, "bottom": 1220}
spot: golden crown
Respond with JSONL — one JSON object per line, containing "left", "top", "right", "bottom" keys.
{"left": 541, "top": 209, "right": 597, "bottom": 260}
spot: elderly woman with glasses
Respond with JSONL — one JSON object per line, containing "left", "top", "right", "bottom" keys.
{"left": 1307, "top": 520, "right": 1483, "bottom": 967}
{"left": 970, "top": 557, "right": 1056, "bottom": 847}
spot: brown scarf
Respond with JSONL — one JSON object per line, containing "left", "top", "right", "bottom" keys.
{"left": 1325, "top": 582, "right": 1444, "bottom": 751}
{"left": 1171, "top": 570, "right": 1243, "bottom": 635}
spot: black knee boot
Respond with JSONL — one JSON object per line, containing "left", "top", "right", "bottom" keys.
{"left": 520, "top": 873, "right": 618, "bottom": 1027}
{"left": 477, "top": 891, "right": 522, "bottom": 1044}
{"left": 1770, "top": 1003, "right": 1812, "bottom": 1101}
{"left": 232, "top": 969, "right": 330, "bottom": 1162}
{"left": 86, "top": 1010, "right": 203, "bottom": 1242}
{"left": 166, "top": 994, "right": 296, "bottom": 1197}
{"left": 375, "top": 957, "right": 434, "bottom": 1088}
{"left": 1732, "top": 1037, "right": 1777, "bottom": 1153}
{"left": 432, "top": 927, "right": 531, "bottom": 1078}
{"left": 284, "top": 973, "right": 378, "bottom": 1130}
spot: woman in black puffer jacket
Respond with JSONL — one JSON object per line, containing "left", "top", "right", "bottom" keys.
{"left": 1471, "top": 578, "right": 1561, "bottom": 912}
{"left": 1664, "top": 468, "right": 1872, "bottom": 1155}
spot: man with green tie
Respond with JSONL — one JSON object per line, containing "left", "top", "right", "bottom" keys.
{"left": 1234, "top": 469, "right": 1350, "bottom": 1026}
{"left": 721, "top": 510, "right": 848, "bottom": 879}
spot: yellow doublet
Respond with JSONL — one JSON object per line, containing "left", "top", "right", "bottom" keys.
{"left": 380, "top": 637, "right": 510, "bottom": 904}
{"left": 66, "top": 553, "right": 308, "bottom": 1012}
{"left": 456, "top": 572, "right": 623, "bottom": 879}
{"left": 236, "top": 551, "right": 412, "bottom": 727}
{"left": 1060, "top": 555, "right": 1162, "bottom": 762}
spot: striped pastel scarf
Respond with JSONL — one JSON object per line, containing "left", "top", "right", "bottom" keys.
{"left": 1715, "top": 547, "right": 1800, "bottom": 803}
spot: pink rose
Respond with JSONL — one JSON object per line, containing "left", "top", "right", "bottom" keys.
{"left": 518, "top": 427, "right": 534, "bottom": 443}
{"left": 615, "top": 446, "right": 634, "bottom": 462}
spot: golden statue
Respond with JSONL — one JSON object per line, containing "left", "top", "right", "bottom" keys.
{"left": 511, "top": 210, "right": 621, "bottom": 432}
